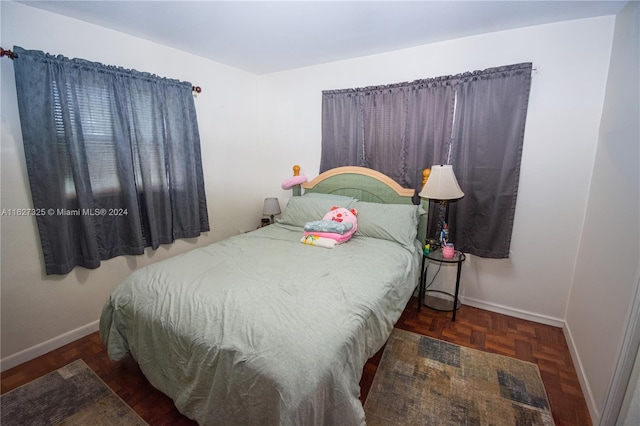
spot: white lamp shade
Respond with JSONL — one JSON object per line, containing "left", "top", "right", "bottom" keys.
{"left": 418, "top": 164, "right": 464, "bottom": 200}
{"left": 263, "top": 197, "right": 281, "bottom": 216}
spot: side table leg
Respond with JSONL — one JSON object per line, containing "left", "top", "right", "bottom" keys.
{"left": 452, "top": 260, "right": 463, "bottom": 321}
{"left": 418, "top": 256, "right": 426, "bottom": 312}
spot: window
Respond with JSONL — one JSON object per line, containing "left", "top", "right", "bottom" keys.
{"left": 13, "top": 46, "right": 209, "bottom": 274}
{"left": 321, "top": 63, "right": 532, "bottom": 258}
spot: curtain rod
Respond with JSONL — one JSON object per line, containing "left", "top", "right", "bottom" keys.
{"left": 1, "top": 46, "right": 202, "bottom": 94}
{"left": 1, "top": 47, "right": 18, "bottom": 60}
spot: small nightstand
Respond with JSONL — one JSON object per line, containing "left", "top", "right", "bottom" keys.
{"left": 418, "top": 248, "right": 466, "bottom": 321}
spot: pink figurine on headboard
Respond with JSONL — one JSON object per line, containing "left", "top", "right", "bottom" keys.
{"left": 281, "top": 165, "right": 308, "bottom": 189}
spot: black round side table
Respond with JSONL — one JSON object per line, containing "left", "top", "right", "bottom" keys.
{"left": 418, "top": 248, "right": 466, "bottom": 321}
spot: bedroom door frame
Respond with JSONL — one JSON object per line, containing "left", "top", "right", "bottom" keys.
{"left": 600, "top": 275, "right": 640, "bottom": 425}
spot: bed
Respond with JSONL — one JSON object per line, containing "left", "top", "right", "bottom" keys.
{"left": 100, "top": 166, "right": 429, "bottom": 425}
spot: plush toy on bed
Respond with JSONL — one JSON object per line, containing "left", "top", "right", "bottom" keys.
{"left": 301, "top": 206, "right": 358, "bottom": 248}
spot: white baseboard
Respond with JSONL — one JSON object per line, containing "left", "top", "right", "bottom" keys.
{"left": 0, "top": 320, "right": 100, "bottom": 372}
{"left": 461, "top": 296, "right": 598, "bottom": 424}
{"left": 563, "top": 322, "right": 600, "bottom": 425}
{"left": 461, "top": 296, "right": 565, "bottom": 328}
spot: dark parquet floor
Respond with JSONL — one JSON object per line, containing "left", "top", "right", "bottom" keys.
{"left": 1, "top": 298, "right": 591, "bottom": 425}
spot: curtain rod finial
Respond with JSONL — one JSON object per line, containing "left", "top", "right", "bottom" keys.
{"left": 1, "top": 47, "right": 18, "bottom": 60}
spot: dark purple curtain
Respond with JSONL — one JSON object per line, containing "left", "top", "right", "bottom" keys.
{"left": 13, "top": 46, "right": 209, "bottom": 274}
{"left": 322, "top": 77, "right": 455, "bottom": 191}
{"left": 320, "top": 63, "right": 532, "bottom": 258}
{"left": 448, "top": 63, "right": 532, "bottom": 257}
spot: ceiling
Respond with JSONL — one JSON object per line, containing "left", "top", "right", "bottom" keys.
{"left": 17, "top": 1, "right": 626, "bottom": 75}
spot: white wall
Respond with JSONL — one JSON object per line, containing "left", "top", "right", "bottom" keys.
{"left": 258, "top": 16, "right": 615, "bottom": 325}
{"left": 565, "top": 1, "right": 640, "bottom": 422}
{"left": 0, "top": 1, "right": 263, "bottom": 368}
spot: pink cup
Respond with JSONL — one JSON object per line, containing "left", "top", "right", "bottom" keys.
{"left": 442, "top": 244, "right": 455, "bottom": 259}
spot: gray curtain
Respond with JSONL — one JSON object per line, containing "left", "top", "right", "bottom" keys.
{"left": 404, "top": 80, "right": 456, "bottom": 190}
{"left": 320, "top": 63, "right": 532, "bottom": 258}
{"left": 362, "top": 86, "right": 407, "bottom": 182}
{"left": 321, "top": 77, "right": 455, "bottom": 190}
{"left": 321, "top": 90, "right": 364, "bottom": 169}
{"left": 13, "top": 46, "right": 209, "bottom": 275}
{"left": 448, "top": 63, "right": 532, "bottom": 257}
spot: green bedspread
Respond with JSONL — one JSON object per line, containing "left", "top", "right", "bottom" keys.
{"left": 100, "top": 223, "right": 419, "bottom": 425}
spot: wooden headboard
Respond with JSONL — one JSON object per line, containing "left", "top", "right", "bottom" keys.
{"left": 289, "top": 165, "right": 430, "bottom": 246}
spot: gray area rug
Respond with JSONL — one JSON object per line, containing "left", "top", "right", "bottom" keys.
{"left": 1, "top": 359, "right": 147, "bottom": 425}
{"left": 364, "top": 329, "right": 555, "bottom": 426}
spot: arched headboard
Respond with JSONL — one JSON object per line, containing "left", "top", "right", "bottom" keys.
{"left": 289, "top": 166, "right": 430, "bottom": 246}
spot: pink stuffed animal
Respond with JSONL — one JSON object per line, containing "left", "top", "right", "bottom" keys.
{"left": 303, "top": 206, "right": 358, "bottom": 244}
{"left": 323, "top": 206, "right": 358, "bottom": 233}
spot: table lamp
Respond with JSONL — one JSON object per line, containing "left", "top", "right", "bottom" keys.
{"left": 418, "top": 164, "right": 464, "bottom": 245}
{"left": 263, "top": 197, "right": 281, "bottom": 224}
